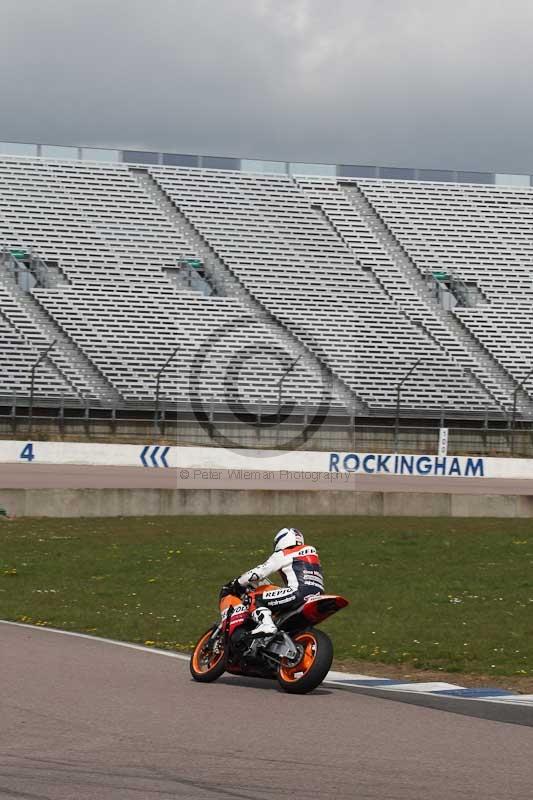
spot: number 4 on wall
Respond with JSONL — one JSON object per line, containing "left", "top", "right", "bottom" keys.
{"left": 20, "top": 443, "right": 35, "bottom": 462}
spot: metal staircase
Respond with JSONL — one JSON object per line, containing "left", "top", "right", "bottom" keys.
{"left": 0, "top": 251, "right": 123, "bottom": 405}
{"left": 340, "top": 184, "right": 533, "bottom": 416}
{"left": 131, "top": 168, "right": 366, "bottom": 415}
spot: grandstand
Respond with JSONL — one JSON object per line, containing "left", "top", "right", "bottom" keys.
{"left": 1, "top": 147, "right": 533, "bottom": 435}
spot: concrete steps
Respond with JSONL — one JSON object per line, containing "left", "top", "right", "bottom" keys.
{"left": 0, "top": 256, "right": 122, "bottom": 405}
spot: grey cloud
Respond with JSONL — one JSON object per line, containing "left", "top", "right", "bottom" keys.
{"left": 1, "top": 0, "right": 533, "bottom": 173}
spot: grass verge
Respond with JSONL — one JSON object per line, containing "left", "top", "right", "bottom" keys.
{"left": 1, "top": 516, "right": 532, "bottom": 687}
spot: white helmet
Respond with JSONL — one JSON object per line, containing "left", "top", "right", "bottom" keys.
{"left": 273, "top": 527, "right": 304, "bottom": 551}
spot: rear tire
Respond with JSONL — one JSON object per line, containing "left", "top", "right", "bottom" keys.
{"left": 190, "top": 628, "right": 226, "bottom": 683}
{"left": 277, "top": 629, "right": 333, "bottom": 694}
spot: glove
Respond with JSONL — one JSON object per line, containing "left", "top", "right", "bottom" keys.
{"left": 228, "top": 577, "right": 245, "bottom": 597}
{"left": 220, "top": 578, "right": 244, "bottom": 599}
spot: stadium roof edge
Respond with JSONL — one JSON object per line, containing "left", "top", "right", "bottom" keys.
{"left": 0, "top": 139, "right": 531, "bottom": 188}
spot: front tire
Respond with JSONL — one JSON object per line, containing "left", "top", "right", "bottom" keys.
{"left": 277, "top": 629, "right": 333, "bottom": 694}
{"left": 190, "top": 628, "right": 226, "bottom": 683}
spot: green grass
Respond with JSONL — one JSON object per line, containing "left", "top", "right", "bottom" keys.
{"left": 1, "top": 516, "right": 532, "bottom": 677}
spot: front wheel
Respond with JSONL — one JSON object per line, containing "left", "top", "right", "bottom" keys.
{"left": 190, "top": 628, "right": 226, "bottom": 683}
{"left": 277, "top": 629, "right": 333, "bottom": 694}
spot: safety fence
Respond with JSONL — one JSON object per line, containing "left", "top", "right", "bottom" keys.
{"left": 1, "top": 398, "right": 532, "bottom": 456}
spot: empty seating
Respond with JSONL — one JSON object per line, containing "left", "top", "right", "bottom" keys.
{"left": 0, "top": 313, "right": 71, "bottom": 399}
{"left": 356, "top": 179, "right": 533, "bottom": 394}
{"left": 33, "top": 283, "right": 326, "bottom": 404}
{"left": 150, "top": 166, "right": 495, "bottom": 410}
{"left": 0, "top": 154, "right": 532, "bottom": 411}
{"left": 356, "top": 178, "right": 533, "bottom": 297}
{"left": 0, "top": 158, "right": 194, "bottom": 286}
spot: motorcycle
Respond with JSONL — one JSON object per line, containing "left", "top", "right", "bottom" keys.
{"left": 190, "top": 582, "right": 348, "bottom": 694}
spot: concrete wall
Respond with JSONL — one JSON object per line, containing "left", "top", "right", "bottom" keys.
{"left": 1, "top": 488, "right": 532, "bottom": 518}
{"left": 3, "top": 418, "right": 533, "bottom": 457}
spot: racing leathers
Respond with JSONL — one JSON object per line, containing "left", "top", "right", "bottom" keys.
{"left": 238, "top": 543, "right": 324, "bottom": 614}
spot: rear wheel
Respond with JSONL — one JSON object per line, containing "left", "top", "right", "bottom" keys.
{"left": 277, "top": 629, "right": 333, "bottom": 694}
{"left": 190, "top": 628, "right": 226, "bottom": 683}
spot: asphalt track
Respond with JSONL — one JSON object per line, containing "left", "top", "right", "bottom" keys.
{"left": 1, "top": 463, "right": 533, "bottom": 494}
{"left": 1, "top": 624, "right": 533, "bottom": 800}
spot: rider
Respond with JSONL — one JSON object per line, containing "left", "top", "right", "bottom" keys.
{"left": 228, "top": 527, "right": 325, "bottom": 636}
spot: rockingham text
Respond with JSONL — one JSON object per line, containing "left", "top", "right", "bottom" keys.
{"left": 329, "top": 453, "right": 485, "bottom": 477}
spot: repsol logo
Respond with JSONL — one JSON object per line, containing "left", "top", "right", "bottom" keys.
{"left": 328, "top": 453, "right": 485, "bottom": 478}
{"left": 297, "top": 546, "right": 317, "bottom": 556}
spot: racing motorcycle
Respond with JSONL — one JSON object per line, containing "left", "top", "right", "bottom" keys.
{"left": 190, "top": 582, "right": 348, "bottom": 694}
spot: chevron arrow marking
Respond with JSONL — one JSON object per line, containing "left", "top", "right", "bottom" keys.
{"left": 160, "top": 446, "right": 170, "bottom": 468}
{"left": 140, "top": 445, "right": 172, "bottom": 468}
{"left": 140, "top": 445, "right": 149, "bottom": 467}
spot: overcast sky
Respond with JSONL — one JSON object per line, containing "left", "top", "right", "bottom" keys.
{"left": 2, "top": 0, "right": 533, "bottom": 173}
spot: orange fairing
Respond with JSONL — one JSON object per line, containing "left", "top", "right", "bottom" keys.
{"left": 219, "top": 594, "right": 242, "bottom": 612}
{"left": 219, "top": 594, "right": 250, "bottom": 636}
{"left": 249, "top": 584, "right": 280, "bottom": 612}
